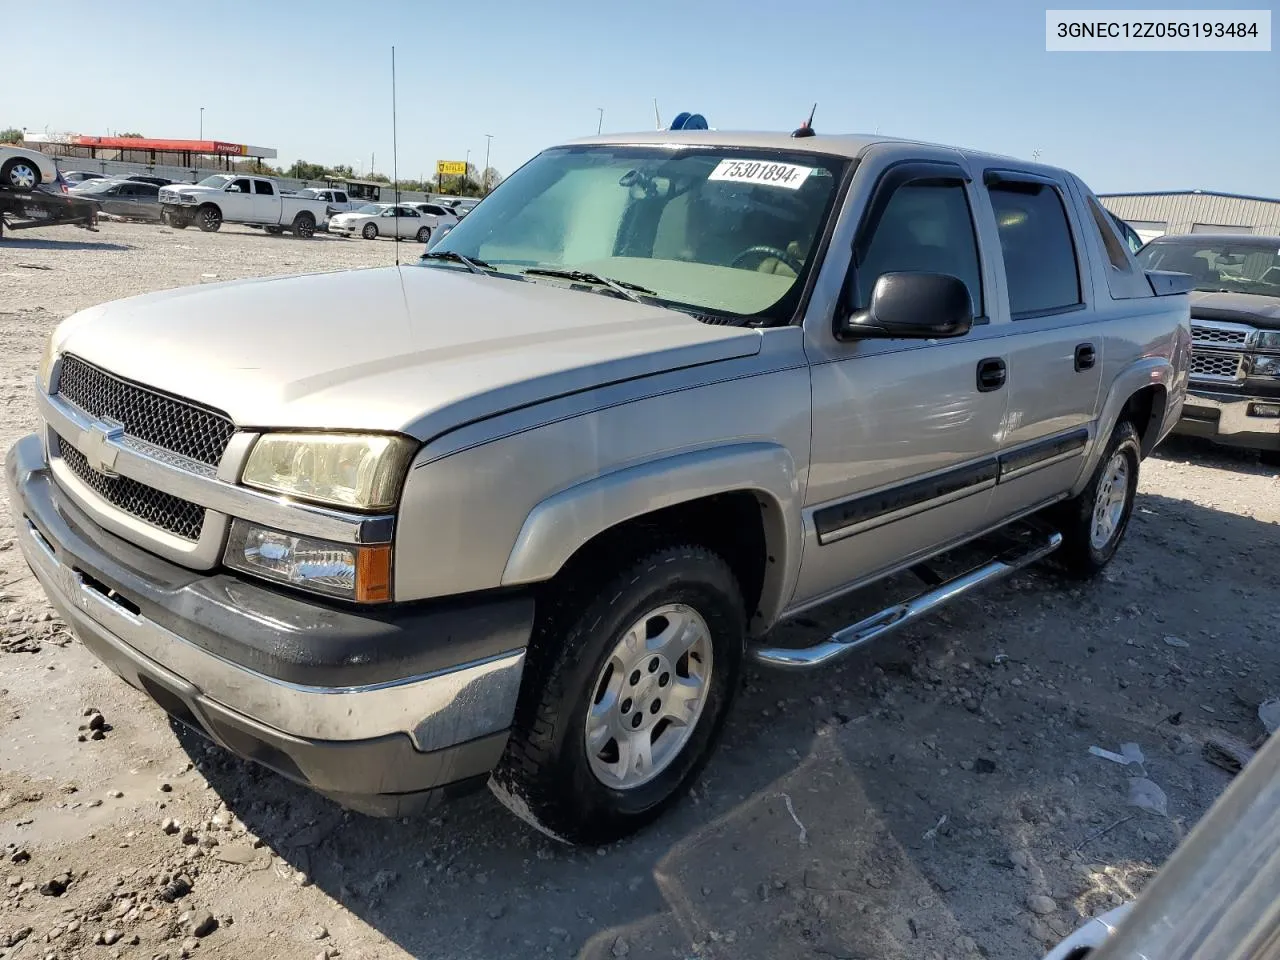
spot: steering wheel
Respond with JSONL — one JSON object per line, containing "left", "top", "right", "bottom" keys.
{"left": 730, "top": 245, "right": 804, "bottom": 274}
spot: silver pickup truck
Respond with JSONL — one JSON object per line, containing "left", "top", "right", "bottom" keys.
{"left": 6, "top": 130, "right": 1192, "bottom": 844}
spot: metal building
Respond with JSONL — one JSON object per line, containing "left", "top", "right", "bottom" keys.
{"left": 1098, "top": 190, "right": 1280, "bottom": 244}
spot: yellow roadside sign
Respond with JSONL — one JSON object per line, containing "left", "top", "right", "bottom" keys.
{"left": 436, "top": 161, "right": 468, "bottom": 176}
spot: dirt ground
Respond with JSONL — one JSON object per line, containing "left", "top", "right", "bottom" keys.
{"left": 1, "top": 220, "right": 1277, "bottom": 960}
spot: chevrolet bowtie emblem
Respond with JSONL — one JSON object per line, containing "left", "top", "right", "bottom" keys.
{"left": 80, "top": 422, "right": 124, "bottom": 477}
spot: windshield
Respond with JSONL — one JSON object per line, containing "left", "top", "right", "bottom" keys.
{"left": 355, "top": 203, "right": 384, "bottom": 214}
{"left": 423, "top": 144, "right": 848, "bottom": 322}
{"left": 74, "top": 180, "right": 118, "bottom": 193}
{"left": 1137, "top": 239, "right": 1280, "bottom": 298}
{"left": 197, "top": 175, "right": 231, "bottom": 189}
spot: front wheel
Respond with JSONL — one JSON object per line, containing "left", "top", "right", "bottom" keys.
{"left": 197, "top": 205, "right": 221, "bottom": 232}
{"left": 491, "top": 545, "right": 745, "bottom": 845}
{"left": 1048, "top": 420, "right": 1141, "bottom": 578}
{"left": 415, "top": 226, "right": 430, "bottom": 243}
{"left": 362, "top": 222, "right": 378, "bottom": 240}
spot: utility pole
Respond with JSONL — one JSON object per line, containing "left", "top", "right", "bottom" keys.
{"left": 483, "top": 134, "right": 493, "bottom": 195}
{"left": 597, "top": 107, "right": 604, "bottom": 135}
{"left": 199, "top": 107, "right": 204, "bottom": 140}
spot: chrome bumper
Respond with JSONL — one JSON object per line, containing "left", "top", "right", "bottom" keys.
{"left": 7, "top": 433, "right": 526, "bottom": 777}
{"left": 1175, "top": 388, "right": 1280, "bottom": 450}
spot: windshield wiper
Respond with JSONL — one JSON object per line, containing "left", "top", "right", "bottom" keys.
{"left": 419, "top": 250, "right": 494, "bottom": 275}
{"left": 523, "top": 268, "right": 654, "bottom": 304}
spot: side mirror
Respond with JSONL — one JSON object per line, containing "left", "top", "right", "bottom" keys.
{"left": 227, "top": 185, "right": 242, "bottom": 193}
{"left": 837, "top": 272, "right": 974, "bottom": 341}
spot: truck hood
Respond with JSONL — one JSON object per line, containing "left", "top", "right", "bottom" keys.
{"left": 53, "top": 266, "right": 761, "bottom": 441}
{"left": 1190, "top": 291, "right": 1280, "bottom": 331}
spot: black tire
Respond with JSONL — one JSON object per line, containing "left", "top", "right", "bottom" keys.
{"left": 2, "top": 158, "right": 41, "bottom": 191}
{"left": 292, "top": 212, "right": 316, "bottom": 238}
{"left": 416, "top": 226, "right": 430, "bottom": 243}
{"left": 1048, "top": 420, "right": 1141, "bottom": 579}
{"left": 362, "top": 222, "right": 378, "bottom": 240}
{"left": 491, "top": 545, "right": 746, "bottom": 845}
{"left": 197, "top": 205, "right": 222, "bottom": 232}
{"left": 1261, "top": 449, "right": 1280, "bottom": 469}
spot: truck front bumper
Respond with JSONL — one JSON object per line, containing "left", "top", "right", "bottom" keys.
{"left": 5, "top": 433, "right": 532, "bottom": 816}
{"left": 1172, "top": 387, "right": 1280, "bottom": 452}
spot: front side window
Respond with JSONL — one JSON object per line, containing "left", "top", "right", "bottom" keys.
{"left": 427, "top": 145, "right": 848, "bottom": 323}
{"left": 854, "top": 181, "right": 983, "bottom": 317}
{"left": 989, "top": 181, "right": 1082, "bottom": 317}
{"left": 1137, "top": 239, "right": 1280, "bottom": 298}
{"left": 230, "top": 178, "right": 252, "bottom": 193}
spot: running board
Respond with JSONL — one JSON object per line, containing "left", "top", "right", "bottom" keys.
{"left": 749, "top": 530, "right": 1063, "bottom": 670}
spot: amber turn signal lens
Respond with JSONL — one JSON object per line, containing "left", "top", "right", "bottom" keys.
{"left": 355, "top": 545, "right": 393, "bottom": 603}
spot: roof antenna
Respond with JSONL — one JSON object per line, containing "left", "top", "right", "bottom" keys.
{"left": 792, "top": 103, "right": 817, "bottom": 138}
{"left": 391, "top": 44, "right": 400, "bottom": 267}
{"left": 653, "top": 97, "right": 662, "bottom": 131}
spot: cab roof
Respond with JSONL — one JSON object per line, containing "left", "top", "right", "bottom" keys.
{"left": 560, "top": 130, "right": 1069, "bottom": 179}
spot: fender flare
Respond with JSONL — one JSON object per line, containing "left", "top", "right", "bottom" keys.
{"left": 1076, "top": 355, "right": 1176, "bottom": 493}
{"left": 501, "top": 441, "right": 804, "bottom": 629}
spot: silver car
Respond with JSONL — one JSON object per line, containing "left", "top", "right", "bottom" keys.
{"left": 7, "top": 129, "right": 1191, "bottom": 844}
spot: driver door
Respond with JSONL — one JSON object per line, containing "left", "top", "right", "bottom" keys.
{"left": 222, "top": 178, "right": 255, "bottom": 220}
{"left": 795, "top": 156, "right": 1011, "bottom": 606}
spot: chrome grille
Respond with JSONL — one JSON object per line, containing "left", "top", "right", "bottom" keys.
{"left": 1190, "top": 352, "right": 1245, "bottom": 382}
{"left": 56, "top": 355, "right": 234, "bottom": 466}
{"left": 59, "top": 438, "right": 205, "bottom": 542}
{"left": 1191, "top": 324, "right": 1249, "bottom": 346}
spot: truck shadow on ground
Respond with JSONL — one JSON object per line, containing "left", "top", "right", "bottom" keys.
{"left": 180, "top": 491, "right": 1279, "bottom": 960}
{"left": 0, "top": 237, "right": 132, "bottom": 252}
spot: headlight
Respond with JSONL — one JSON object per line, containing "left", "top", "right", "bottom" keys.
{"left": 241, "top": 433, "right": 416, "bottom": 510}
{"left": 37, "top": 335, "right": 56, "bottom": 392}
{"left": 180, "top": 193, "right": 197, "bottom": 203}
{"left": 1255, "top": 331, "right": 1280, "bottom": 351}
{"left": 1250, "top": 355, "right": 1280, "bottom": 379}
{"left": 224, "top": 520, "right": 392, "bottom": 602}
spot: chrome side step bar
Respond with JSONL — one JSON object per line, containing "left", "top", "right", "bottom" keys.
{"left": 749, "top": 530, "right": 1063, "bottom": 670}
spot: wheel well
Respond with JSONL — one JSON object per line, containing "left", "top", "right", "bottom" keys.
{"left": 1121, "top": 384, "right": 1167, "bottom": 457}
{"left": 553, "top": 491, "right": 772, "bottom": 621}
{"left": 294, "top": 211, "right": 315, "bottom": 224}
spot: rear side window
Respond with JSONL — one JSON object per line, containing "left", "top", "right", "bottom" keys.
{"left": 1087, "top": 196, "right": 1131, "bottom": 271}
{"left": 855, "top": 181, "right": 984, "bottom": 318}
{"left": 988, "top": 182, "right": 1081, "bottom": 318}
{"left": 254, "top": 180, "right": 274, "bottom": 195}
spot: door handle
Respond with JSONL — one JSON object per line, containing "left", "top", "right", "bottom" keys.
{"left": 1075, "top": 343, "right": 1096, "bottom": 372}
{"left": 977, "top": 357, "right": 1006, "bottom": 392}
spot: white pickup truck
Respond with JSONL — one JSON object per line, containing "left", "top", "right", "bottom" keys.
{"left": 159, "top": 175, "right": 329, "bottom": 237}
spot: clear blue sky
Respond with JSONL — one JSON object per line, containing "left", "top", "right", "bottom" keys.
{"left": 9, "top": 0, "right": 1277, "bottom": 196}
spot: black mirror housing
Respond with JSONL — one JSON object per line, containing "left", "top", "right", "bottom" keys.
{"left": 837, "top": 272, "right": 974, "bottom": 341}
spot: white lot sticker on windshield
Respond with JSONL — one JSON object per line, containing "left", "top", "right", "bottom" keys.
{"left": 708, "top": 158, "right": 815, "bottom": 190}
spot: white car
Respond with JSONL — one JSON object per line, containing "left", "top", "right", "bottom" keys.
{"left": 328, "top": 203, "right": 437, "bottom": 242}
{"left": 1, "top": 146, "right": 60, "bottom": 192}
